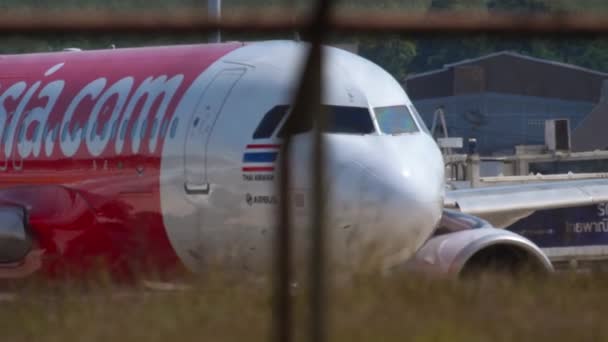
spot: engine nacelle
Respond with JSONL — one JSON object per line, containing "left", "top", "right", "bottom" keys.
{"left": 401, "top": 210, "right": 554, "bottom": 277}
{"left": 0, "top": 205, "right": 31, "bottom": 263}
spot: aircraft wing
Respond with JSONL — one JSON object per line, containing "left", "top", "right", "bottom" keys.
{"left": 445, "top": 179, "right": 608, "bottom": 228}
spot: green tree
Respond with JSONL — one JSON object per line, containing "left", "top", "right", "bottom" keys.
{"left": 358, "top": 36, "right": 417, "bottom": 81}
{"left": 5, "top": 0, "right": 608, "bottom": 80}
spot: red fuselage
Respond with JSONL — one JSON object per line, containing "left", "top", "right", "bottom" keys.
{"left": 0, "top": 43, "right": 242, "bottom": 278}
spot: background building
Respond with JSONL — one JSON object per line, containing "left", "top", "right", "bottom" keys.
{"left": 405, "top": 51, "right": 608, "bottom": 155}
{"left": 571, "top": 98, "right": 608, "bottom": 152}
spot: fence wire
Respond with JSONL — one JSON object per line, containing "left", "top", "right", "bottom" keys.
{"left": 3, "top": 4, "right": 608, "bottom": 342}
{"left": 1, "top": 10, "right": 608, "bottom": 34}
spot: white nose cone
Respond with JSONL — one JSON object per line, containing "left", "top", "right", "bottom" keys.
{"left": 348, "top": 134, "right": 445, "bottom": 271}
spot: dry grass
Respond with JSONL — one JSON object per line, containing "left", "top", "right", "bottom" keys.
{"left": 2, "top": 272, "right": 608, "bottom": 342}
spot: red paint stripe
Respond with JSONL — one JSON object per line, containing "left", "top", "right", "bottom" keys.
{"left": 242, "top": 166, "right": 275, "bottom": 172}
{"left": 246, "top": 144, "right": 281, "bottom": 149}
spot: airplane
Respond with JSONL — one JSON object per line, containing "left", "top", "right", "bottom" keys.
{"left": 0, "top": 39, "right": 606, "bottom": 281}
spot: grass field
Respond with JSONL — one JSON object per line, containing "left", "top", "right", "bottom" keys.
{"left": 2, "top": 272, "right": 608, "bottom": 342}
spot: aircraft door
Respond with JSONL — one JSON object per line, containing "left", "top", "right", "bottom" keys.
{"left": 184, "top": 68, "right": 245, "bottom": 194}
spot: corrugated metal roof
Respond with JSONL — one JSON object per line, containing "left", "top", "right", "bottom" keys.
{"left": 406, "top": 50, "right": 608, "bottom": 81}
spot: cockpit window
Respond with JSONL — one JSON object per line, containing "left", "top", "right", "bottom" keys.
{"left": 277, "top": 105, "right": 375, "bottom": 137}
{"left": 408, "top": 104, "right": 431, "bottom": 134}
{"left": 374, "top": 106, "right": 419, "bottom": 135}
{"left": 253, "top": 105, "right": 290, "bottom": 139}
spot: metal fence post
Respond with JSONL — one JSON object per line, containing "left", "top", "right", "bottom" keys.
{"left": 207, "top": 0, "right": 221, "bottom": 42}
{"left": 273, "top": 1, "right": 332, "bottom": 341}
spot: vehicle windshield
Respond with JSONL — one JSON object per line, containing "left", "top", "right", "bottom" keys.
{"left": 374, "top": 105, "right": 420, "bottom": 135}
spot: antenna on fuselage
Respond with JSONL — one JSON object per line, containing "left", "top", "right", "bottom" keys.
{"left": 208, "top": 0, "right": 221, "bottom": 43}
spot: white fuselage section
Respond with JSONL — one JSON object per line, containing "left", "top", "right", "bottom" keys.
{"left": 159, "top": 41, "right": 445, "bottom": 274}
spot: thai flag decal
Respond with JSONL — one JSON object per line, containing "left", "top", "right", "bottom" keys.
{"left": 242, "top": 144, "right": 280, "bottom": 173}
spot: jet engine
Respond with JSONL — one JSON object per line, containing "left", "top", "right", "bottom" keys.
{"left": 401, "top": 209, "right": 554, "bottom": 277}
{"left": 0, "top": 205, "right": 31, "bottom": 263}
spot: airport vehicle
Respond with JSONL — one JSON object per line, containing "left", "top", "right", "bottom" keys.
{"left": 0, "top": 40, "right": 603, "bottom": 279}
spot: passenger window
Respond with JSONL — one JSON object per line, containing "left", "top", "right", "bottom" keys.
{"left": 253, "top": 105, "right": 289, "bottom": 139}
{"left": 170, "top": 118, "right": 179, "bottom": 138}
{"left": 110, "top": 121, "right": 119, "bottom": 139}
{"left": 42, "top": 123, "right": 49, "bottom": 141}
{"left": 32, "top": 123, "right": 40, "bottom": 140}
{"left": 161, "top": 119, "right": 169, "bottom": 138}
{"left": 374, "top": 106, "right": 419, "bottom": 135}
{"left": 61, "top": 124, "right": 68, "bottom": 142}
{"left": 90, "top": 122, "right": 97, "bottom": 140}
{"left": 73, "top": 123, "right": 82, "bottom": 140}
{"left": 101, "top": 123, "right": 109, "bottom": 140}
{"left": 130, "top": 121, "right": 138, "bottom": 140}
{"left": 120, "top": 121, "right": 128, "bottom": 140}
{"left": 18, "top": 125, "right": 24, "bottom": 142}
{"left": 140, "top": 118, "right": 148, "bottom": 139}
{"left": 151, "top": 118, "right": 158, "bottom": 137}
{"left": 81, "top": 122, "right": 88, "bottom": 140}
